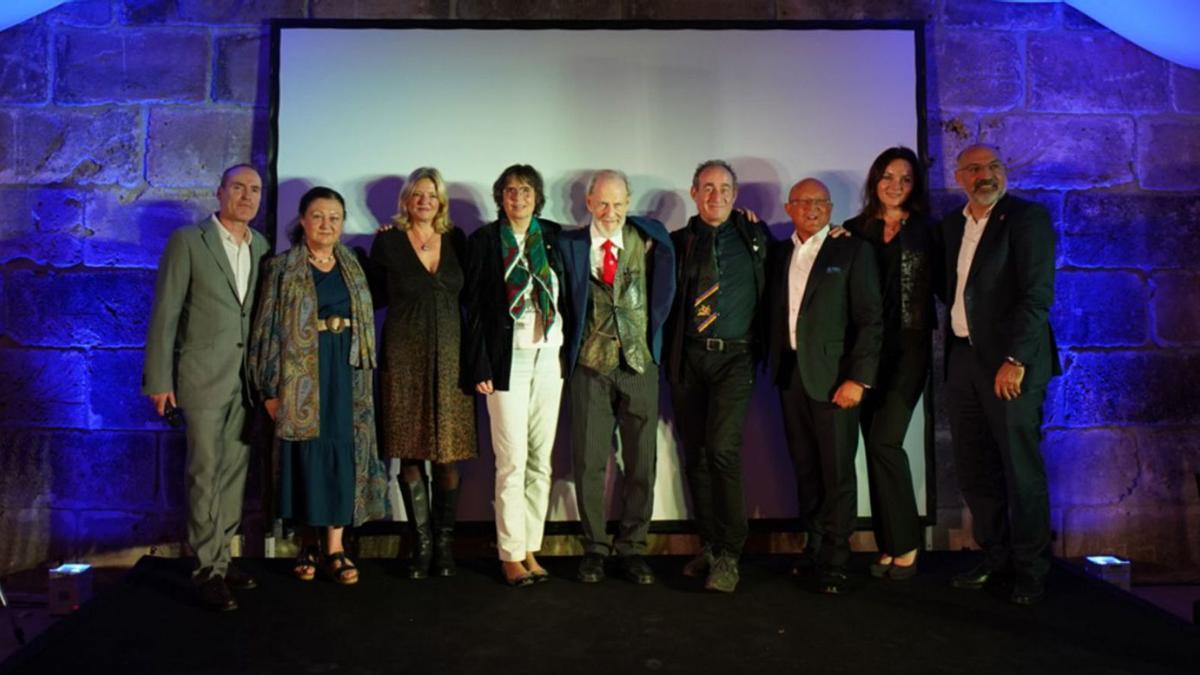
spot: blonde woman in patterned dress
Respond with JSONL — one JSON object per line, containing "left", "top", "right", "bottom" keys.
{"left": 371, "top": 167, "right": 477, "bottom": 579}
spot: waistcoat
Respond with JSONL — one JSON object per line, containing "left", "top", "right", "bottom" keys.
{"left": 579, "top": 223, "right": 651, "bottom": 374}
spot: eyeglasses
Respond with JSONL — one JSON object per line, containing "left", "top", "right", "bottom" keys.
{"left": 504, "top": 186, "right": 535, "bottom": 198}
{"left": 787, "top": 198, "right": 831, "bottom": 208}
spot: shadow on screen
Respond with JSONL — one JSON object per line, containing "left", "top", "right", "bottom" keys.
{"left": 364, "top": 175, "right": 404, "bottom": 227}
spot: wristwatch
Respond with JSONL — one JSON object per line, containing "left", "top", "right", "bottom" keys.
{"left": 1005, "top": 356, "right": 1025, "bottom": 368}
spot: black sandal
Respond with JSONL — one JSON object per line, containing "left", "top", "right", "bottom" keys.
{"left": 324, "top": 551, "right": 359, "bottom": 585}
{"left": 293, "top": 546, "right": 319, "bottom": 582}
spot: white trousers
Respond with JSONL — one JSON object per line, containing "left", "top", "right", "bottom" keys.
{"left": 488, "top": 346, "right": 564, "bottom": 562}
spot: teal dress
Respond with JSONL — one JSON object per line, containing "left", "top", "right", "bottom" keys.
{"left": 278, "top": 265, "right": 355, "bottom": 526}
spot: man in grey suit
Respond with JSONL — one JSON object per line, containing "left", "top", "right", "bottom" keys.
{"left": 143, "top": 164, "right": 270, "bottom": 611}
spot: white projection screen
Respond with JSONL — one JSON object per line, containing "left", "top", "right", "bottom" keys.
{"left": 271, "top": 21, "right": 933, "bottom": 531}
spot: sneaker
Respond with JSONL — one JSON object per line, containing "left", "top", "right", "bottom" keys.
{"left": 704, "top": 555, "right": 740, "bottom": 593}
{"left": 619, "top": 555, "right": 656, "bottom": 585}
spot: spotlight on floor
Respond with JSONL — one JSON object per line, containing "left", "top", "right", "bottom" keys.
{"left": 48, "top": 563, "right": 93, "bottom": 616}
{"left": 1084, "top": 555, "right": 1131, "bottom": 591}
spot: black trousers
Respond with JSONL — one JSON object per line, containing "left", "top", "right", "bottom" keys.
{"left": 946, "top": 339, "right": 1051, "bottom": 579}
{"left": 859, "top": 329, "right": 929, "bottom": 557}
{"left": 671, "top": 343, "right": 755, "bottom": 557}
{"left": 569, "top": 362, "right": 659, "bottom": 557}
{"left": 777, "top": 356, "right": 860, "bottom": 569}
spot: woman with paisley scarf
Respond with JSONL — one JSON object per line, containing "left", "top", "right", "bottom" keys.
{"left": 465, "top": 164, "right": 568, "bottom": 587}
{"left": 249, "top": 186, "right": 389, "bottom": 585}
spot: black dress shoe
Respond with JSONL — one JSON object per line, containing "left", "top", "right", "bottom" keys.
{"left": 619, "top": 555, "right": 656, "bottom": 585}
{"left": 197, "top": 574, "right": 238, "bottom": 612}
{"left": 951, "top": 561, "right": 999, "bottom": 590}
{"left": 886, "top": 560, "right": 918, "bottom": 581}
{"left": 1011, "top": 575, "right": 1045, "bottom": 605}
{"left": 811, "top": 567, "right": 849, "bottom": 595}
{"left": 224, "top": 565, "right": 258, "bottom": 591}
{"left": 577, "top": 553, "right": 606, "bottom": 583}
{"left": 868, "top": 559, "right": 891, "bottom": 579}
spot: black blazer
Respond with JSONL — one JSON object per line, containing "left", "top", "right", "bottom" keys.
{"left": 663, "top": 212, "right": 771, "bottom": 383}
{"left": 766, "top": 231, "right": 884, "bottom": 401}
{"left": 463, "top": 218, "right": 568, "bottom": 391}
{"left": 935, "top": 193, "right": 1060, "bottom": 387}
{"left": 842, "top": 212, "right": 937, "bottom": 333}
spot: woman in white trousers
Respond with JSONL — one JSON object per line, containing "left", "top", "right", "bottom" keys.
{"left": 465, "top": 164, "right": 568, "bottom": 587}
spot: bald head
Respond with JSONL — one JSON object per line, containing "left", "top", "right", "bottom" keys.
{"left": 784, "top": 178, "right": 833, "bottom": 241}
{"left": 586, "top": 169, "right": 631, "bottom": 237}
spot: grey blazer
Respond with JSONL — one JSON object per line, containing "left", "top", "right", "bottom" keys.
{"left": 142, "top": 216, "right": 270, "bottom": 409}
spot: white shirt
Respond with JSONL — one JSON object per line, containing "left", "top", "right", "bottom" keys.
{"left": 950, "top": 204, "right": 994, "bottom": 339}
{"left": 588, "top": 222, "right": 625, "bottom": 281}
{"left": 510, "top": 231, "right": 564, "bottom": 350}
{"left": 787, "top": 226, "right": 829, "bottom": 350}
{"left": 214, "top": 215, "right": 251, "bottom": 304}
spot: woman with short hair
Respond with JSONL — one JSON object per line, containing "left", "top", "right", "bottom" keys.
{"left": 465, "top": 164, "right": 567, "bottom": 587}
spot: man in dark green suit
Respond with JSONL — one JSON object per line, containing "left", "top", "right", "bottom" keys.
{"left": 767, "top": 178, "right": 883, "bottom": 594}
{"left": 938, "top": 145, "right": 1059, "bottom": 605}
{"left": 142, "top": 164, "right": 270, "bottom": 611}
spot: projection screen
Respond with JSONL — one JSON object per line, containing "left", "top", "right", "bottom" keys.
{"left": 272, "top": 21, "right": 931, "bottom": 529}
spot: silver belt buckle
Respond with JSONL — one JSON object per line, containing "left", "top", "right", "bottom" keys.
{"left": 704, "top": 337, "right": 724, "bottom": 352}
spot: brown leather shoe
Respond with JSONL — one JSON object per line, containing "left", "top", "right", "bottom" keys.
{"left": 196, "top": 573, "right": 237, "bottom": 612}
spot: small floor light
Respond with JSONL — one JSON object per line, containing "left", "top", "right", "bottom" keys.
{"left": 1084, "top": 555, "right": 1131, "bottom": 591}
{"left": 48, "top": 563, "right": 93, "bottom": 616}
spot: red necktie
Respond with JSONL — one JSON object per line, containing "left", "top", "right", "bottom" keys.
{"left": 601, "top": 239, "right": 617, "bottom": 286}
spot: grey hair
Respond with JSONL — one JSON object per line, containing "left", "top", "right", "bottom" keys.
{"left": 586, "top": 169, "right": 632, "bottom": 198}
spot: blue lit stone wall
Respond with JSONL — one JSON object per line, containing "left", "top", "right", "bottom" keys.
{"left": 1, "top": 0, "right": 1197, "bottom": 577}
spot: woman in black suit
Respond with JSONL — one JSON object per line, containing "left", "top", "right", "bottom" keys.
{"left": 465, "top": 164, "right": 568, "bottom": 587}
{"left": 841, "top": 146, "right": 936, "bottom": 580}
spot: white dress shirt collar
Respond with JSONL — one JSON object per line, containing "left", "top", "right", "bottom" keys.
{"left": 589, "top": 222, "right": 625, "bottom": 251}
{"left": 790, "top": 224, "right": 829, "bottom": 249}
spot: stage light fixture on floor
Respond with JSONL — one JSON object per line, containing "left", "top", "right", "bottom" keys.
{"left": 48, "top": 563, "right": 93, "bottom": 616}
{"left": 1084, "top": 555, "right": 1131, "bottom": 591}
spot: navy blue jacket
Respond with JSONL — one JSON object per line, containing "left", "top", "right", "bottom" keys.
{"left": 559, "top": 215, "right": 676, "bottom": 376}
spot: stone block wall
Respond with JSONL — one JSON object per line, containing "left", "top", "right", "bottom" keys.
{"left": 1, "top": 0, "right": 1197, "bottom": 578}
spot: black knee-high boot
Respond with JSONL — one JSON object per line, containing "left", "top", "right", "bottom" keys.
{"left": 399, "top": 476, "right": 433, "bottom": 579}
{"left": 431, "top": 485, "right": 460, "bottom": 577}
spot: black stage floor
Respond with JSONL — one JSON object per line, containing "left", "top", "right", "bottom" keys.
{"left": 2, "top": 553, "right": 1196, "bottom": 674}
